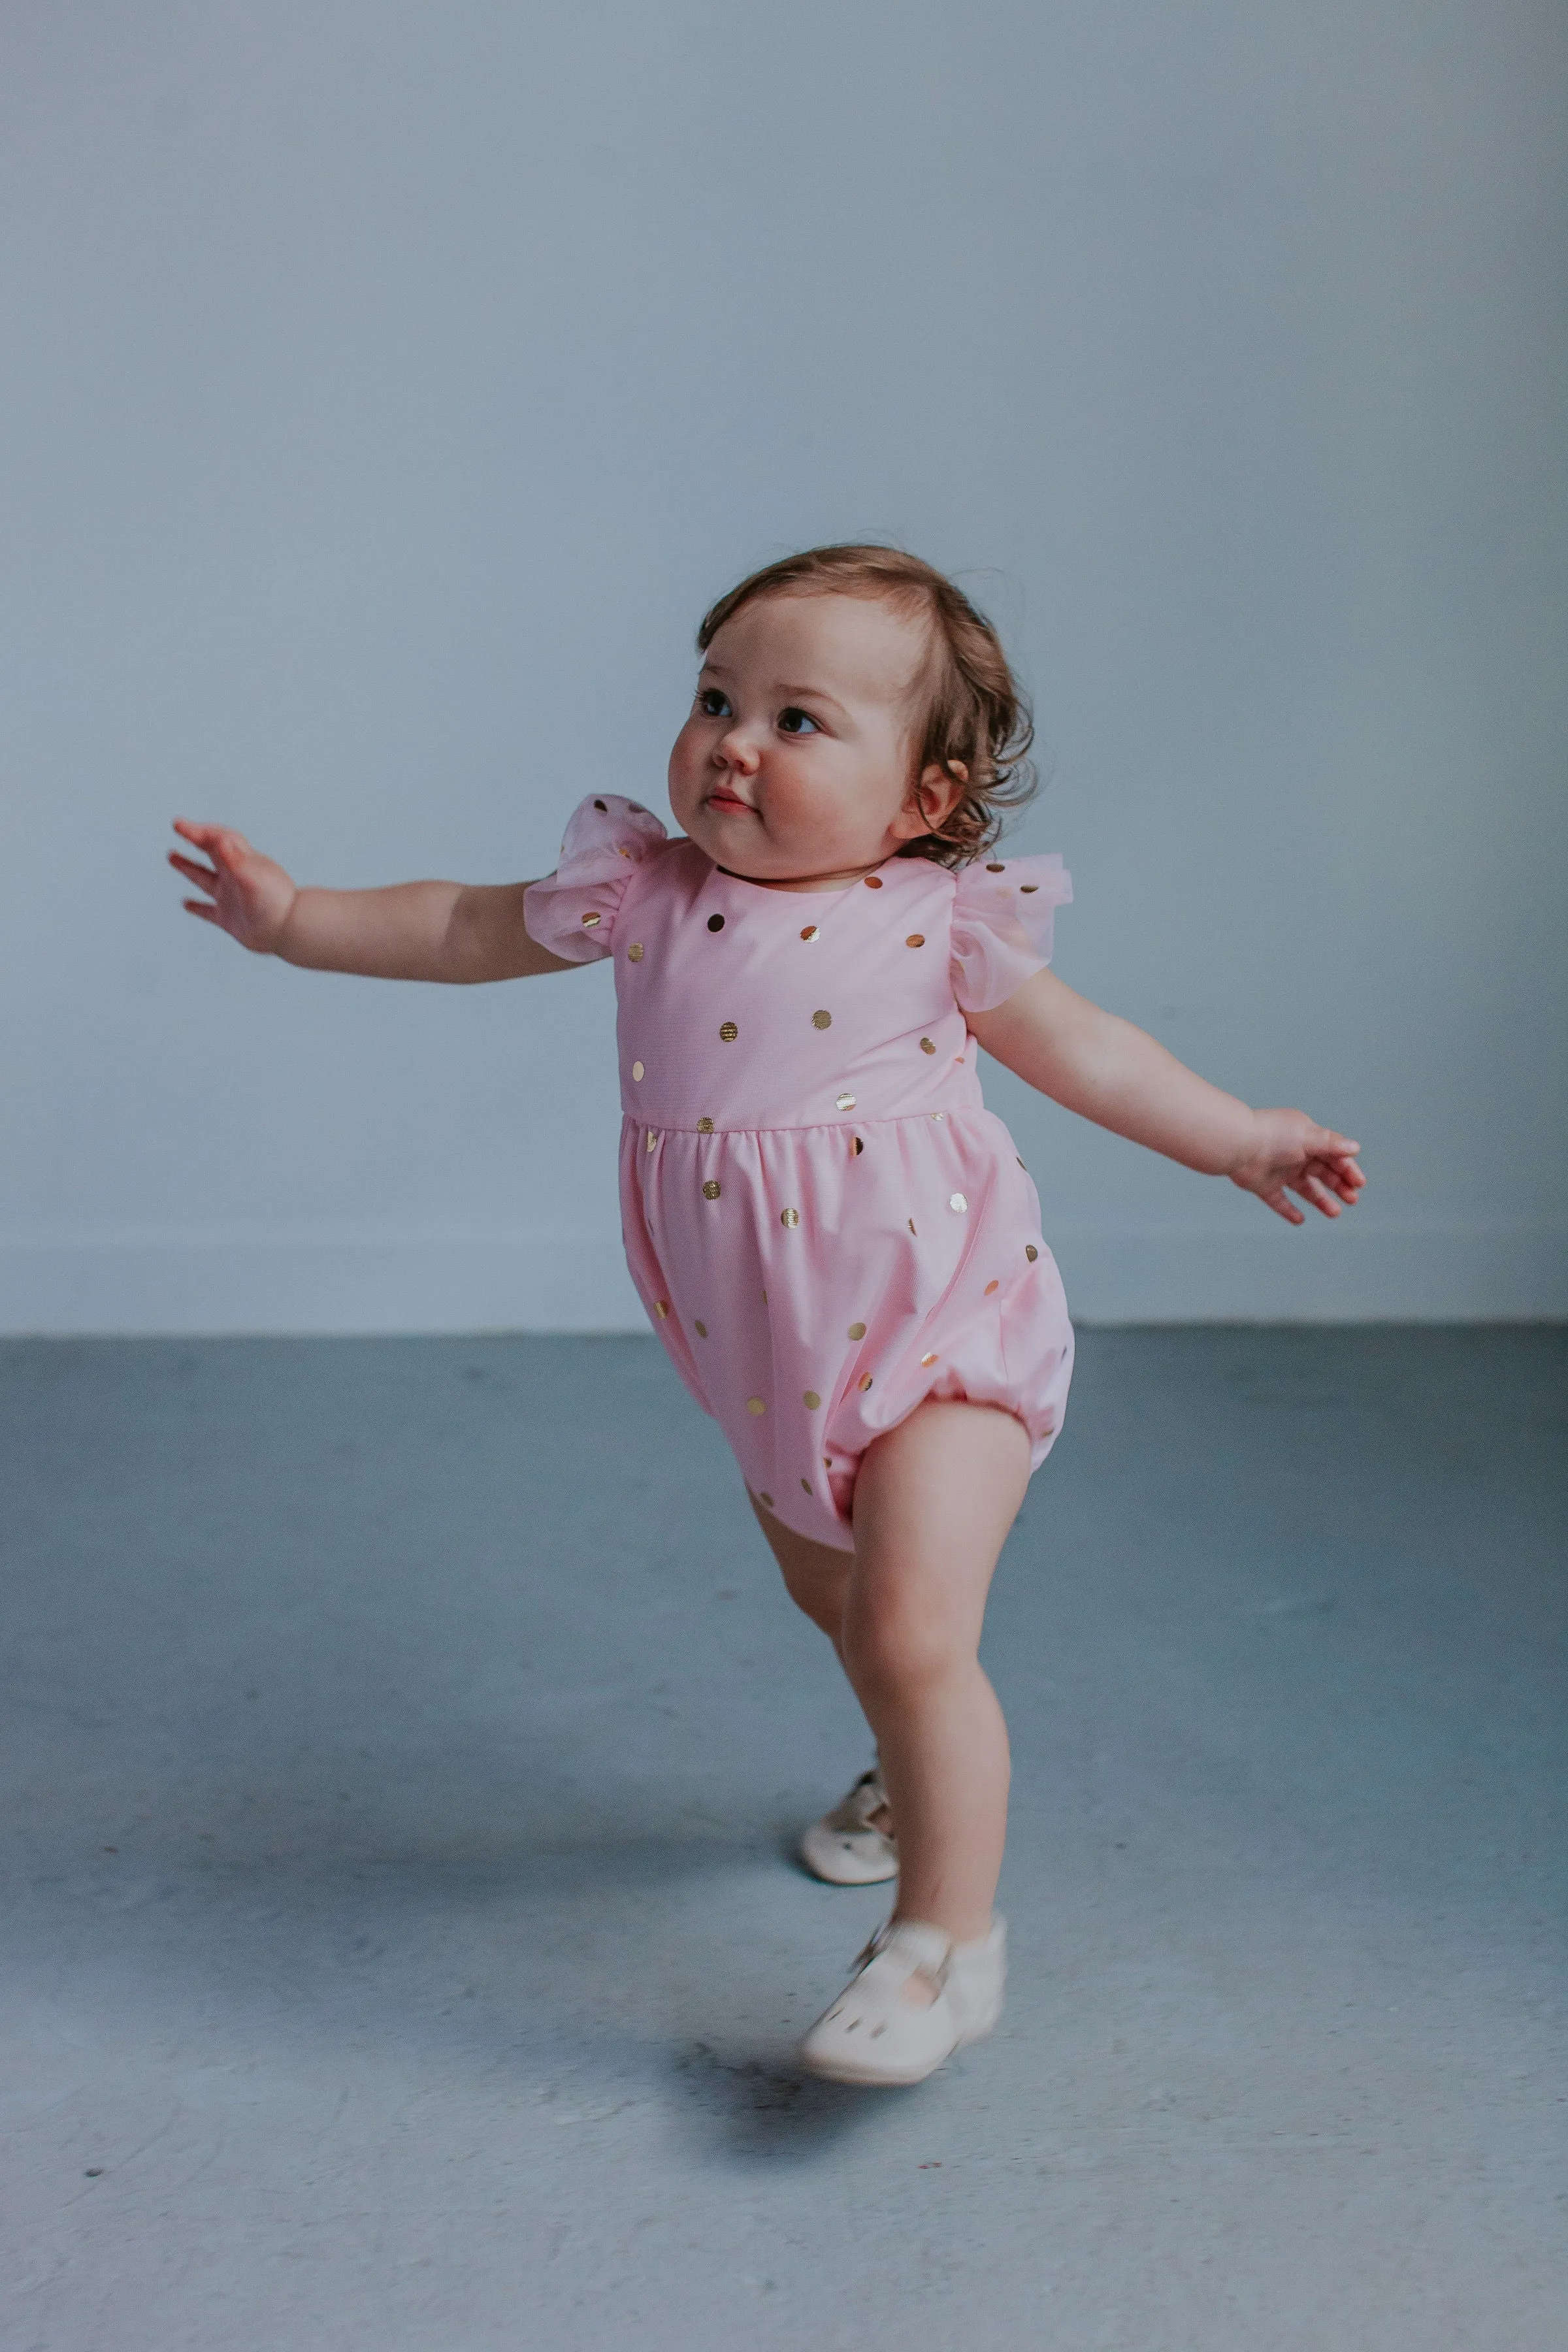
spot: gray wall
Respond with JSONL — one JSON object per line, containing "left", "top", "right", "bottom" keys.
{"left": 3, "top": 1, "right": 1564, "bottom": 1331}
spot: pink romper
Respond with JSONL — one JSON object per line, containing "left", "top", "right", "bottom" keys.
{"left": 525, "top": 794, "right": 1076, "bottom": 1550}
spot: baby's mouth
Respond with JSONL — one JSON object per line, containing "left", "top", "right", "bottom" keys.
{"left": 706, "top": 788, "right": 754, "bottom": 815}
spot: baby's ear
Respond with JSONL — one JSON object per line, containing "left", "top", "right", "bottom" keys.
{"left": 894, "top": 758, "right": 968, "bottom": 841}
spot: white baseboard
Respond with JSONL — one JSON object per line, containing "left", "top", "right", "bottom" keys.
{"left": 0, "top": 1223, "right": 1562, "bottom": 1334}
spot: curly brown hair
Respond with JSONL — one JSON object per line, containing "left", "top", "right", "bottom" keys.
{"left": 696, "top": 543, "right": 1037, "bottom": 868}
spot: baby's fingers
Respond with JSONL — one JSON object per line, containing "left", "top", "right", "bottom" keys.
{"left": 1260, "top": 1184, "right": 1306, "bottom": 1226}
{"left": 169, "top": 850, "right": 221, "bottom": 895}
{"left": 182, "top": 898, "right": 224, "bottom": 925}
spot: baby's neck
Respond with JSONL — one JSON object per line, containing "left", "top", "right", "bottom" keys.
{"left": 713, "top": 858, "right": 890, "bottom": 896}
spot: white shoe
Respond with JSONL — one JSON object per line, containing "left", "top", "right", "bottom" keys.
{"left": 799, "top": 1915, "right": 1007, "bottom": 2087}
{"left": 800, "top": 1764, "right": 898, "bottom": 1886}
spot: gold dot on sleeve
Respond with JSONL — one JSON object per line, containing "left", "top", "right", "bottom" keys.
{"left": 581, "top": 912, "right": 601, "bottom": 928}
{"left": 803, "top": 1389, "right": 821, "bottom": 1409}
{"left": 1021, "top": 884, "right": 1039, "bottom": 894}
{"left": 985, "top": 1279, "right": 1000, "bottom": 1296}
{"left": 702, "top": 1179, "right": 721, "bottom": 1200}
{"left": 747, "top": 1396, "right": 766, "bottom": 1416}
{"left": 758, "top": 1490, "right": 774, "bottom": 1507}
{"left": 645, "top": 1130, "right": 657, "bottom": 1151}
{"left": 905, "top": 933, "right": 925, "bottom": 948}
{"left": 654, "top": 1300, "right": 669, "bottom": 1317}
{"left": 847, "top": 1321, "right": 866, "bottom": 1341}
{"left": 812, "top": 1009, "right": 832, "bottom": 1030}
{"left": 920, "top": 1037, "right": 936, "bottom": 1054}
{"left": 853, "top": 1137, "right": 864, "bottom": 1155}
{"left": 836, "top": 1092, "right": 856, "bottom": 1111}
{"left": 858, "top": 1373, "right": 874, "bottom": 1392}
{"left": 921, "top": 1352, "right": 938, "bottom": 1367}
{"left": 864, "top": 875, "right": 883, "bottom": 889}
{"left": 694, "top": 1320, "right": 708, "bottom": 1337}
{"left": 1025, "top": 1243, "right": 1039, "bottom": 1261}
{"left": 800, "top": 1477, "right": 811, "bottom": 1494}
{"left": 696, "top": 1117, "right": 714, "bottom": 1133}
{"left": 987, "top": 860, "right": 1005, "bottom": 873}
{"left": 707, "top": 913, "right": 725, "bottom": 932}
{"left": 780, "top": 1207, "right": 800, "bottom": 1228}
{"left": 593, "top": 797, "right": 608, "bottom": 810}
{"left": 907, "top": 1218, "right": 917, "bottom": 1235}
{"left": 627, "top": 941, "right": 645, "bottom": 960}
{"left": 719, "top": 1021, "right": 738, "bottom": 1042}
{"left": 632, "top": 1060, "right": 645, "bottom": 1081}
{"left": 949, "top": 1192, "right": 968, "bottom": 1214}
{"left": 800, "top": 924, "right": 820, "bottom": 942}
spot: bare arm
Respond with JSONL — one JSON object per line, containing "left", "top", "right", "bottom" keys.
{"left": 169, "top": 821, "right": 577, "bottom": 983}
{"left": 968, "top": 966, "right": 1364, "bottom": 1225}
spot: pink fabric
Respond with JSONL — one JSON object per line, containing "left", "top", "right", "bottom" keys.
{"left": 526, "top": 794, "right": 1075, "bottom": 1548}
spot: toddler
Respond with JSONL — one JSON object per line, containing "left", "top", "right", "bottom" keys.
{"left": 170, "top": 544, "right": 1363, "bottom": 2086}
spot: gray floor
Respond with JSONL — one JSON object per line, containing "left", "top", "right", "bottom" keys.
{"left": 2, "top": 1329, "right": 1564, "bottom": 2351}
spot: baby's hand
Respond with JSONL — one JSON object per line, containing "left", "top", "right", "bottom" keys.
{"left": 169, "top": 821, "right": 299, "bottom": 955}
{"left": 1228, "top": 1110, "right": 1365, "bottom": 1225}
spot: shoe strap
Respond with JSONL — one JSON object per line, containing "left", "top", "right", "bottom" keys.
{"left": 854, "top": 1918, "right": 953, "bottom": 1989}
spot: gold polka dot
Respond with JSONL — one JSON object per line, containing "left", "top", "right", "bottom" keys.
{"left": 747, "top": 1396, "right": 766, "bottom": 1416}
{"left": 1021, "top": 883, "right": 1039, "bottom": 894}
{"left": 654, "top": 1300, "right": 669, "bottom": 1318}
{"left": 800, "top": 1477, "right": 811, "bottom": 1494}
{"left": 853, "top": 1137, "right": 864, "bottom": 1154}
{"left": 800, "top": 924, "right": 820, "bottom": 942}
{"left": 761, "top": 1288, "right": 768, "bottom": 1302}
{"left": 593, "top": 798, "right": 608, "bottom": 811}
{"left": 696, "top": 1117, "right": 714, "bottom": 1133}
{"left": 581, "top": 911, "right": 601, "bottom": 928}
{"left": 905, "top": 933, "right": 925, "bottom": 948}
{"left": 1017, "top": 1156, "right": 1026, "bottom": 1169}
{"left": 758, "top": 1490, "right": 774, "bottom": 1507}
{"left": 811, "top": 1009, "right": 832, "bottom": 1030}
{"left": 858, "top": 1373, "right": 874, "bottom": 1392}
{"left": 949, "top": 1192, "right": 968, "bottom": 1214}
{"left": 628, "top": 941, "right": 645, "bottom": 961}
{"left": 920, "top": 1037, "right": 936, "bottom": 1054}
{"left": 921, "top": 1352, "right": 938, "bottom": 1367}
{"left": 694, "top": 1319, "right": 708, "bottom": 1337}
{"left": 645, "top": 1130, "right": 657, "bottom": 1151}
{"left": 719, "top": 1021, "right": 738, "bottom": 1042}
{"left": 824, "top": 1454, "right": 832, "bottom": 1468}
{"left": 836, "top": 1091, "right": 856, "bottom": 1111}
{"left": 864, "top": 875, "right": 883, "bottom": 889}
{"left": 931, "top": 1111, "right": 945, "bottom": 1120}
{"left": 702, "top": 1179, "right": 721, "bottom": 1200}
{"left": 847, "top": 1321, "right": 866, "bottom": 1341}
{"left": 617, "top": 846, "right": 632, "bottom": 859}
{"left": 1025, "top": 1243, "right": 1039, "bottom": 1261}
{"left": 708, "top": 912, "right": 725, "bottom": 932}
{"left": 985, "top": 1279, "right": 1000, "bottom": 1296}
{"left": 780, "top": 1207, "right": 800, "bottom": 1229}
{"left": 632, "top": 1060, "right": 645, "bottom": 1081}
{"left": 908, "top": 1218, "right": 917, "bottom": 1235}
{"left": 804, "top": 1389, "right": 821, "bottom": 1409}
{"left": 987, "top": 861, "right": 1005, "bottom": 873}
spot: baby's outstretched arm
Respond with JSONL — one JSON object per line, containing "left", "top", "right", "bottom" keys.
{"left": 969, "top": 968, "right": 1364, "bottom": 1226}
{"left": 168, "top": 821, "right": 576, "bottom": 983}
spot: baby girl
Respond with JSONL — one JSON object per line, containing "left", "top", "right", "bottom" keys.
{"left": 170, "top": 543, "right": 1363, "bottom": 2086}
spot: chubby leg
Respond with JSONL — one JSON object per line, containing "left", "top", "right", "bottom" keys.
{"left": 751, "top": 1400, "right": 1030, "bottom": 1940}
{"left": 844, "top": 1401, "right": 1030, "bottom": 1944}
{"left": 747, "top": 1490, "right": 853, "bottom": 1657}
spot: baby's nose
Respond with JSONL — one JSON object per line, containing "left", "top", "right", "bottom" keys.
{"left": 717, "top": 728, "right": 762, "bottom": 773}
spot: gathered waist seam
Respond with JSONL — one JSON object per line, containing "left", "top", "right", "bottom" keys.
{"left": 622, "top": 1107, "right": 988, "bottom": 1137}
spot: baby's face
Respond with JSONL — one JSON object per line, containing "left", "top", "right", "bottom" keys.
{"left": 668, "top": 592, "right": 956, "bottom": 890}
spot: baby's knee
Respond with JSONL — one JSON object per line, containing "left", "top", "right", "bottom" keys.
{"left": 842, "top": 1599, "right": 966, "bottom": 1701}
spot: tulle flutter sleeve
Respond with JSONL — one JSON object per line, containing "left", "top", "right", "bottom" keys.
{"left": 523, "top": 793, "right": 668, "bottom": 962}
{"left": 949, "top": 853, "right": 1073, "bottom": 1014}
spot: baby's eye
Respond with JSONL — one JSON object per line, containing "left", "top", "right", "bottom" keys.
{"left": 697, "top": 687, "right": 731, "bottom": 719}
{"left": 777, "top": 706, "right": 820, "bottom": 736}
